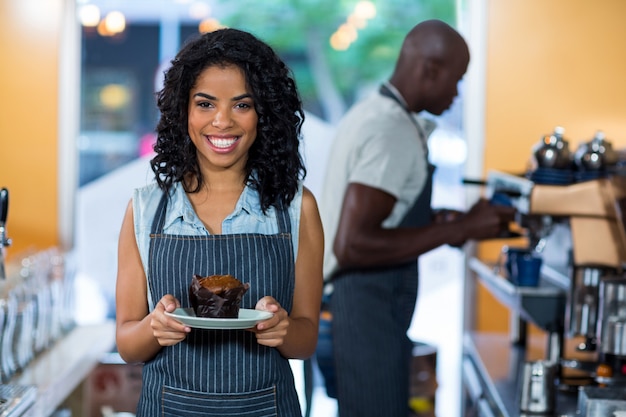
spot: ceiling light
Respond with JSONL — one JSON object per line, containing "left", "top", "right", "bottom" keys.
{"left": 79, "top": 4, "right": 101, "bottom": 27}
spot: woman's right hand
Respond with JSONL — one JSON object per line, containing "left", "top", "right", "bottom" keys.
{"left": 151, "top": 294, "right": 191, "bottom": 346}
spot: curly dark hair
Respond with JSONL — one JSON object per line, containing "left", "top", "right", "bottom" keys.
{"left": 151, "top": 28, "right": 306, "bottom": 212}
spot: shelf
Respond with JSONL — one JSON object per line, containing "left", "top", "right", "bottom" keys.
{"left": 469, "top": 258, "right": 567, "bottom": 332}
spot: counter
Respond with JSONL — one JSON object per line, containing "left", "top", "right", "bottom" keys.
{"left": 464, "top": 258, "right": 587, "bottom": 416}
{"left": 8, "top": 321, "right": 116, "bottom": 417}
{"left": 463, "top": 332, "right": 580, "bottom": 416}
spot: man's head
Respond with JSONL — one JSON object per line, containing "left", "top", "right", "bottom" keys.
{"left": 389, "top": 19, "right": 470, "bottom": 115}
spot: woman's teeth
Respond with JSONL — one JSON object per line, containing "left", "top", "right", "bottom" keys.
{"left": 209, "top": 137, "right": 238, "bottom": 148}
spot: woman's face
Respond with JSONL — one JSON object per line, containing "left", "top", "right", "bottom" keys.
{"left": 187, "top": 64, "right": 258, "bottom": 173}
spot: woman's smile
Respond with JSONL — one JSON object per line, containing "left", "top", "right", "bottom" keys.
{"left": 206, "top": 134, "right": 241, "bottom": 153}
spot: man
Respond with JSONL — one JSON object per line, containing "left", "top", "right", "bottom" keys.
{"left": 317, "top": 19, "right": 515, "bottom": 417}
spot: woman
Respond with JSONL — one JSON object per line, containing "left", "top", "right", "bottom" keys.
{"left": 115, "top": 28, "right": 324, "bottom": 417}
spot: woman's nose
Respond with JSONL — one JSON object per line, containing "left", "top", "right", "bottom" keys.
{"left": 211, "top": 109, "right": 233, "bottom": 128}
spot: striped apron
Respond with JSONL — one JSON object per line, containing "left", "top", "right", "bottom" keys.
{"left": 330, "top": 166, "right": 434, "bottom": 417}
{"left": 136, "top": 192, "right": 301, "bottom": 417}
{"left": 331, "top": 84, "right": 436, "bottom": 417}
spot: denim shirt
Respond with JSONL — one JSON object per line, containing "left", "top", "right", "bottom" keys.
{"left": 133, "top": 181, "right": 303, "bottom": 309}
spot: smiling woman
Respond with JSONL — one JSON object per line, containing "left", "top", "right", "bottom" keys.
{"left": 114, "top": 28, "right": 324, "bottom": 417}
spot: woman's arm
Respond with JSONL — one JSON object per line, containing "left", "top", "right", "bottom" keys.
{"left": 115, "top": 200, "right": 190, "bottom": 364}
{"left": 253, "top": 187, "right": 324, "bottom": 359}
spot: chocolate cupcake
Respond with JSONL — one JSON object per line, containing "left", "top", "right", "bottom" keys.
{"left": 189, "top": 274, "right": 250, "bottom": 318}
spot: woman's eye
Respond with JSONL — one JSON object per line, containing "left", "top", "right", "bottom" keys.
{"left": 235, "top": 102, "right": 252, "bottom": 110}
{"left": 197, "top": 101, "right": 212, "bottom": 108}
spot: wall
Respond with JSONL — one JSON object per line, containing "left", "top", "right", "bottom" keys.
{"left": 476, "top": 0, "right": 626, "bottom": 332}
{"left": 0, "top": 0, "right": 64, "bottom": 257}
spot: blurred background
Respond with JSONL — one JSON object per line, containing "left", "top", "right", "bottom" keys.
{"left": 76, "top": 0, "right": 463, "bottom": 186}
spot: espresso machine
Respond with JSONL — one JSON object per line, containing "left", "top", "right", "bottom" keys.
{"left": 485, "top": 127, "right": 626, "bottom": 390}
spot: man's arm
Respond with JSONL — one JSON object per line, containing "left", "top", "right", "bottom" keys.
{"left": 333, "top": 183, "right": 515, "bottom": 269}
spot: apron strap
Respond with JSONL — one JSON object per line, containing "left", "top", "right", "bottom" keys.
{"left": 275, "top": 200, "right": 292, "bottom": 235}
{"left": 379, "top": 83, "right": 429, "bottom": 156}
{"left": 150, "top": 190, "right": 169, "bottom": 234}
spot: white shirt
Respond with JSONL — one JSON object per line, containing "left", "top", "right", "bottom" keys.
{"left": 318, "top": 88, "right": 433, "bottom": 280}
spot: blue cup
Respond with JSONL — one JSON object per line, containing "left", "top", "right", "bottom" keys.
{"left": 505, "top": 247, "right": 542, "bottom": 287}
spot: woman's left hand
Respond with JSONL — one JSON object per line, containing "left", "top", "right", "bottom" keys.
{"left": 250, "top": 296, "right": 289, "bottom": 347}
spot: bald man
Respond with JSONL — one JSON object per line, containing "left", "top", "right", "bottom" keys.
{"left": 317, "top": 20, "right": 515, "bottom": 417}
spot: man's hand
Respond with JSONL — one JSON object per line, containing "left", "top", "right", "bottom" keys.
{"left": 451, "top": 198, "right": 517, "bottom": 246}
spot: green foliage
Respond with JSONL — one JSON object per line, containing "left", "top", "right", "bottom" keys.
{"left": 214, "top": 0, "right": 455, "bottom": 112}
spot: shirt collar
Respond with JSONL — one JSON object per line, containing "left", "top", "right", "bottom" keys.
{"left": 237, "top": 184, "right": 266, "bottom": 223}
{"left": 162, "top": 181, "right": 266, "bottom": 231}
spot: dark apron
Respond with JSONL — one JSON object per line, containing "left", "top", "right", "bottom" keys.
{"left": 329, "top": 84, "right": 436, "bottom": 417}
{"left": 136, "top": 192, "right": 301, "bottom": 417}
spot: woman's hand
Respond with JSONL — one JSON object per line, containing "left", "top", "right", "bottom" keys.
{"left": 250, "top": 296, "right": 289, "bottom": 347}
{"left": 151, "top": 294, "right": 190, "bottom": 346}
